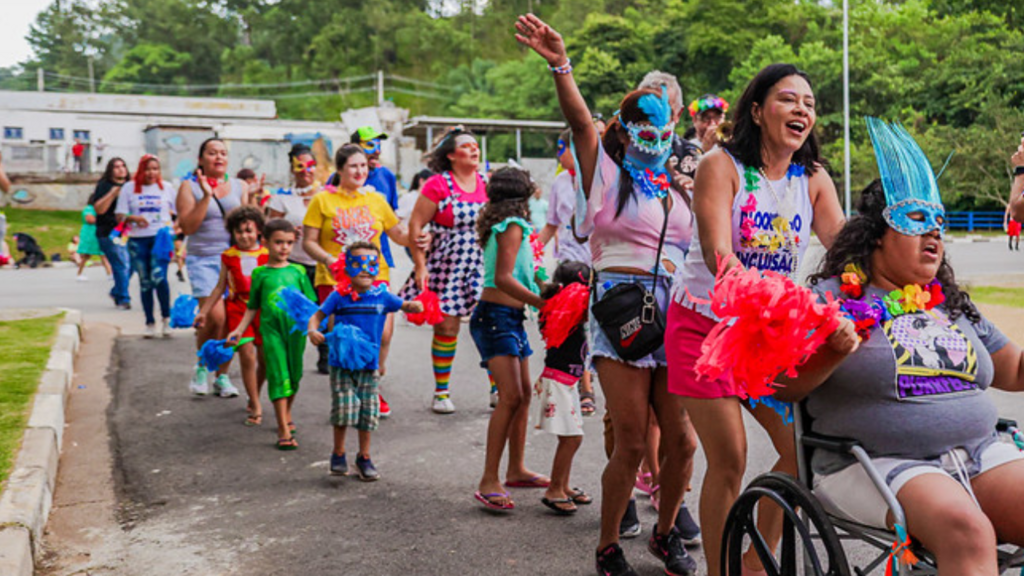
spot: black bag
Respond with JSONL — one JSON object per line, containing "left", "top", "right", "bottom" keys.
{"left": 590, "top": 196, "right": 669, "bottom": 362}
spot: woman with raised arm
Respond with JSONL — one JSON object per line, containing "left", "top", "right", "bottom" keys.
{"left": 665, "top": 63, "right": 845, "bottom": 576}
{"left": 517, "top": 14, "right": 698, "bottom": 576}
{"left": 398, "top": 127, "right": 490, "bottom": 415}
{"left": 176, "top": 138, "right": 250, "bottom": 397}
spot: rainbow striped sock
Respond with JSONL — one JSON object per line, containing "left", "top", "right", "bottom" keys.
{"left": 432, "top": 334, "right": 457, "bottom": 398}
{"left": 487, "top": 369, "right": 497, "bottom": 395}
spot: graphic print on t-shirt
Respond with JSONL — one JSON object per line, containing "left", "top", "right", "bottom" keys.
{"left": 332, "top": 205, "right": 375, "bottom": 246}
{"left": 883, "top": 308, "right": 978, "bottom": 400}
{"left": 136, "top": 193, "right": 167, "bottom": 227}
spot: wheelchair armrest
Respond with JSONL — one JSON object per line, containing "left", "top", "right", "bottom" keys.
{"left": 800, "top": 431, "right": 862, "bottom": 454}
{"left": 997, "top": 418, "right": 1019, "bottom": 433}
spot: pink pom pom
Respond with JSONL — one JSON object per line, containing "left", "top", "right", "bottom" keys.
{"left": 539, "top": 283, "right": 590, "bottom": 349}
{"left": 407, "top": 289, "right": 445, "bottom": 326}
{"left": 689, "top": 255, "right": 841, "bottom": 400}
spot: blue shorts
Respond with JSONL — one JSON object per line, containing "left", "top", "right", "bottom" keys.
{"left": 186, "top": 254, "right": 222, "bottom": 298}
{"left": 470, "top": 301, "right": 533, "bottom": 368}
{"left": 588, "top": 271, "right": 671, "bottom": 369}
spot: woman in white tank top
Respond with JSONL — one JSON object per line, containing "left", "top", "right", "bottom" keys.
{"left": 665, "top": 64, "right": 845, "bottom": 576}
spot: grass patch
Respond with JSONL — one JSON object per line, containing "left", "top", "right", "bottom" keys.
{"left": 0, "top": 314, "right": 61, "bottom": 486}
{"left": 5, "top": 207, "right": 83, "bottom": 260}
{"left": 970, "top": 286, "right": 1024, "bottom": 309}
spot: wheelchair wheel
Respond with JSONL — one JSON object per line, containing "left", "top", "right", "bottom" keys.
{"left": 722, "top": 472, "right": 851, "bottom": 576}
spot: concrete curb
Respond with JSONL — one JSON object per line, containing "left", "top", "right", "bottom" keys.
{"left": 0, "top": 309, "right": 81, "bottom": 576}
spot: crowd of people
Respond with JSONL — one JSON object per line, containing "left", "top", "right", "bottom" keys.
{"left": 4, "top": 12, "right": 1023, "bottom": 576}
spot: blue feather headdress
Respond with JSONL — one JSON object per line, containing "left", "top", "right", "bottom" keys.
{"left": 625, "top": 86, "right": 675, "bottom": 156}
{"left": 865, "top": 117, "right": 946, "bottom": 236}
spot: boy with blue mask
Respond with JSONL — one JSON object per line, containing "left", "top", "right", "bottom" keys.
{"left": 308, "top": 241, "right": 422, "bottom": 481}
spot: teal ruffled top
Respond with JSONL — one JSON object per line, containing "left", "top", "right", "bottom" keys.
{"left": 482, "top": 217, "right": 539, "bottom": 295}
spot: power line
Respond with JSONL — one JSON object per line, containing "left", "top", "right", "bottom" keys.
{"left": 41, "top": 71, "right": 378, "bottom": 92}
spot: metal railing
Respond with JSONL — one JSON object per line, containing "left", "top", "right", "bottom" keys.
{"left": 947, "top": 211, "right": 1005, "bottom": 232}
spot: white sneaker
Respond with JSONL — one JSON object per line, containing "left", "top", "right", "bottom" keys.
{"left": 489, "top": 390, "right": 500, "bottom": 409}
{"left": 76, "top": 274, "right": 88, "bottom": 282}
{"left": 160, "top": 318, "right": 171, "bottom": 338}
{"left": 214, "top": 374, "right": 240, "bottom": 398}
{"left": 190, "top": 364, "right": 210, "bottom": 396}
{"left": 432, "top": 395, "right": 455, "bottom": 414}
{"left": 142, "top": 324, "right": 157, "bottom": 339}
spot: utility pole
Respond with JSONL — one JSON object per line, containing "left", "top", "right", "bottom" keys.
{"left": 843, "top": 0, "right": 851, "bottom": 217}
{"left": 37, "top": 68, "right": 44, "bottom": 92}
{"left": 377, "top": 70, "right": 385, "bottom": 106}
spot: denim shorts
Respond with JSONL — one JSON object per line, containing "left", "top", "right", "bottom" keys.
{"left": 186, "top": 254, "right": 222, "bottom": 298}
{"left": 470, "top": 301, "right": 533, "bottom": 368}
{"left": 588, "top": 271, "right": 671, "bottom": 369}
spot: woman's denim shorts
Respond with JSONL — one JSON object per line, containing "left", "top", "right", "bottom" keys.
{"left": 470, "top": 300, "right": 534, "bottom": 368}
{"left": 186, "top": 254, "right": 222, "bottom": 298}
{"left": 588, "top": 271, "right": 671, "bottom": 369}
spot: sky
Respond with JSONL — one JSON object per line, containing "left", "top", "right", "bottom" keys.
{"left": 0, "top": 1, "right": 50, "bottom": 68}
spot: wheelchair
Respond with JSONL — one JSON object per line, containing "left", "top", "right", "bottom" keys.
{"left": 722, "top": 403, "right": 1024, "bottom": 575}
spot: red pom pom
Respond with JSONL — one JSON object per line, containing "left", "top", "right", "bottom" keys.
{"left": 840, "top": 282, "right": 862, "bottom": 298}
{"left": 539, "top": 283, "right": 590, "bottom": 349}
{"left": 691, "top": 255, "right": 842, "bottom": 400}
{"left": 927, "top": 282, "right": 945, "bottom": 308}
{"left": 407, "top": 289, "right": 445, "bottom": 326}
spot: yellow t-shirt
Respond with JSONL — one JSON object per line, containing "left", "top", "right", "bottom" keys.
{"left": 302, "top": 186, "right": 400, "bottom": 286}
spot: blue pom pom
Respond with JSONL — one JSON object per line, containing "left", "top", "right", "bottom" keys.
{"left": 747, "top": 396, "right": 794, "bottom": 425}
{"left": 153, "top": 227, "right": 175, "bottom": 264}
{"left": 169, "top": 294, "right": 198, "bottom": 328}
{"left": 327, "top": 324, "right": 379, "bottom": 371}
{"left": 275, "top": 287, "right": 326, "bottom": 334}
{"left": 197, "top": 339, "right": 235, "bottom": 371}
{"left": 637, "top": 86, "right": 672, "bottom": 128}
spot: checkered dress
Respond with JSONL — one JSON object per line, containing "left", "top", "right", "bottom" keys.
{"left": 399, "top": 179, "right": 484, "bottom": 318}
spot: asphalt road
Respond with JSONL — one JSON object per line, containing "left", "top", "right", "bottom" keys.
{"left": 5, "top": 239, "right": 1024, "bottom": 575}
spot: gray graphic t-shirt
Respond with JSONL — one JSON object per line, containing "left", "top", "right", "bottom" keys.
{"left": 806, "top": 277, "right": 1010, "bottom": 475}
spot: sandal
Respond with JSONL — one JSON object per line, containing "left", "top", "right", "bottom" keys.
{"left": 505, "top": 475, "right": 551, "bottom": 489}
{"left": 650, "top": 485, "right": 661, "bottom": 512}
{"left": 568, "top": 487, "right": 593, "bottom": 505}
{"left": 244, "top": 413, "right": 262, "bottom": 426}
{"left": 474, "top": 491, "right": 514, "bottom": 511}
{"left": 276, "top": 437, "right": 298, "bottom": 451}
{"left": 580, "top": 392, "right": 596, "bottom": 416}
{"left": 635, "top": 471, "right": 655, "bottom": 496}
{"left": 541, "top": 497, "right": 577, "bottom": 515}
{"left": 288, "top": 421, "right": 296, "bottom": 435}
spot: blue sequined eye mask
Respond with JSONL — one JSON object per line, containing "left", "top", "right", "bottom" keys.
{"left": 345, "top": 253, "right": 379, "bottom": 278}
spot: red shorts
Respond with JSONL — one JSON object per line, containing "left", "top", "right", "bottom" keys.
{"left": 226, "top": 298, "right": 261, "bottom": 346}
{"left": 1009, "top": 221, "right": 1021, "bottom": 236}
{"left": 665, "top": 299, "right": 740, "bottom": 398}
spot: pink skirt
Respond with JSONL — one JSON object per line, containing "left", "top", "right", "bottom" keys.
{"left": 666, "top": 300, "right": 742, "bottom": 398}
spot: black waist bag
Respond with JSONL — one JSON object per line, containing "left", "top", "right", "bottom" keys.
{"left": 590, "top": 196, "right": 669, "bottom": 362}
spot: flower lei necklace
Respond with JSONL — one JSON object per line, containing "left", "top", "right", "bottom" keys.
{"left": 838, "top": 263, "right": 945, "bottom": 340}
{"left": 739, "top": 165, "right": 804, "bottom": 278}
{"left": 623, "top": 156, "right": 671, "bottom": 200}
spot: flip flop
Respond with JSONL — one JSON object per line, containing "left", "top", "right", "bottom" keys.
{"left": 541, "top": 497, "right": 577, "bottom": 515}
{"left": 569, "top": 487, "right": 593, "bottom": 505}
{"left": 505, "top": 475, "right": 551, "bottom": 488}
{"left": 276, "top": 437, "right": 298, "bottom": 451}
{"left": 244, "top": 413, "right": 262, "bottom": 427}
{"left": 288, "top": 421, "right": 297, "bottom": 435}
{"left": 474, "top": 491, "right": 514, "bottom": 511}
{"left": 580, "top": 392, "right": 596, "bottom": 416}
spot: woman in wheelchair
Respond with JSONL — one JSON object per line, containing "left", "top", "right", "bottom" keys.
{"left": 777, "top": 119, "right": 1024, "bottom": 576}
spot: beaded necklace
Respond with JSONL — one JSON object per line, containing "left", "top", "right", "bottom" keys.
{"left": 838, "top": 263, "right": 945, "bottom": 340}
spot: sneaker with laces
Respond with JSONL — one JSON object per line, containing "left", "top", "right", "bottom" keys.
{"left": 379, "top": 395, "right": 391, "bottom": 419}
{"left": 330, "top": 452, "right": 348, "bottom": 476}
{"left": 432, "top": 395, "right": 455, "bottom": 414}
{"left": 214, "top": 374, "right": 240, "bottom": 398}
{"left": 143, "top": 324, "right": 157, "bottom": 339}
{"left": 647, "top": 525, "right": 697, "bottom": 576}
{"left": 619, "top": 498, "right": 641, "bottom": 538}
{"left": 190, "top": 364, "right": 210, "bottom": 396}
{"left": 675, "top": 503, "right": 702, "bottom": 546}
{"left": 355, "top": 454, "right": 380, "bottom": 481}
{"left": 160, "top": 318, "right": 171, "bottom": 339}
{"left": 595, "top": 543, "right": 638, "bottom": 576}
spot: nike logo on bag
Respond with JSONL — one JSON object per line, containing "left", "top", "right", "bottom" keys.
{"left": 621, "top": 331, "right": 639, "bottom": 348}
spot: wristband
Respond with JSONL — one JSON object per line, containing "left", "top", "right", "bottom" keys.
{"left": 1015, "top": 166, "right": 1024, "bottom": 176}
{"left": 548, "top": 58, "right": 572, "bottom": 75}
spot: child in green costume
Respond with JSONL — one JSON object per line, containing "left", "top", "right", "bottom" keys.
{"left": 228, "top": 219, "right": 316, "bottom": 450}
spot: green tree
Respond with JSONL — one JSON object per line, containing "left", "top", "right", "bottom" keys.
{"left": 101, "top": 43, "right": 192, "bottom": 92}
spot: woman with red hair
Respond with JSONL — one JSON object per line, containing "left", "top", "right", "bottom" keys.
{"left": 115, "top": 155, "right": 177, "bottom": 338}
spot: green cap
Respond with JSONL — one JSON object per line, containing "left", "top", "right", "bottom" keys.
{"left": 356, "top": 126, "right": 387, "bottom": 142}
